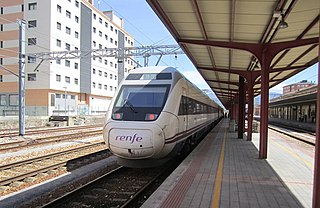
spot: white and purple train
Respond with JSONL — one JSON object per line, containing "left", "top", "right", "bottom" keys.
{"left": 103, "top": 66, "right": 222, "bottom": 167}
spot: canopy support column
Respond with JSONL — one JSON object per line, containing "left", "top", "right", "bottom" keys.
{"left": 238, "top": 76, "right": 245, "bottom": 139}
{"left": 247, "top": 77, "right": 254, "bottom": 141}
{"left": 312, "top": 55, "right": 320, "bottom": 208}
{"left": 259, "top": 53, "right": 269, "bottom": 159}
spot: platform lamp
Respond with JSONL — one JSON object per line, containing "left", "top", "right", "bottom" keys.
{"left": 278, "top": 14, "right": 288, "bottom": 29}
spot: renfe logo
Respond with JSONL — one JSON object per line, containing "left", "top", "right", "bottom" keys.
{"left": 115, "top": 134, "right": 143, "bottom": 144}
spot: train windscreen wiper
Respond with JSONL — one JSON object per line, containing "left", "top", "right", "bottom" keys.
{"left": 123, "top": 100, "right": 138, "bottom": 113}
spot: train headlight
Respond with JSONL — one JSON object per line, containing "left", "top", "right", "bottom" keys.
{"left": 112, "top": 113, "right": 123, "bottom": 120}
{"left": 145, "top": 113, "right": 158, "bottom": 121}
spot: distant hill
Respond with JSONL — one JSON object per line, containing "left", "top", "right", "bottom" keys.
{"left": 254, "top": 93, "right": 282, "bottom": 105}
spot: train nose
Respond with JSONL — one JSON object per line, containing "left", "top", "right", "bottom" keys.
{"left": 106, "top": 123, "right": 165, "bottom": 159}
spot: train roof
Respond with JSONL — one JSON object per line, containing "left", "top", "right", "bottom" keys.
{"left": 129, "top": 66, "right": 177, "bottom": 74}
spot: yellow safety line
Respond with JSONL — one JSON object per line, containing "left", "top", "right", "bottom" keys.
{"left": 270, "top": 139, "right": 313, "bottom": 169}
{"left": 211, "top": 127, "right": 227, "bottom": 208}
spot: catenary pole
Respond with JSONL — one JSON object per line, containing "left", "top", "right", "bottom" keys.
{"left": 18, "top": 19, "right": 26, "bottom": 136}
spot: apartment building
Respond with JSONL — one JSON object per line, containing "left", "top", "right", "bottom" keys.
{"left": 0, "top": 0, "right": 134, "bottom": 116}
{"left": 283, "top": 80, "right": 315, "bottom": 95}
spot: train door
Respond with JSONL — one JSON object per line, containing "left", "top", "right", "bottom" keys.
{"left": 178, "top": 88, "right": 188, "bottom": 132}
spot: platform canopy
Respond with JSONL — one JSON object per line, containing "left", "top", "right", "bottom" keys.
{"left": 147, "top": 0, "right": 319, "bottom": 108}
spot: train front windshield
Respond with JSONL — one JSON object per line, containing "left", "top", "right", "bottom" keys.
{"left": 112, "top": 85, "right": 170, "bottom": 121}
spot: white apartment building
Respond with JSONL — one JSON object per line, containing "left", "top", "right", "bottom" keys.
{"left": 0, "top": 0, "right": 134, "bottom": 116}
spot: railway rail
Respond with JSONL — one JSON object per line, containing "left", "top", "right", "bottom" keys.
{"left": 268, "top": 124, "right": 316, "bottom": 145}
{"left": 0, "top": 129, "right": 103, "bottom": 152}
{"left": 0, "top": 124, "right": 102, "bottom": 138}
{"left": 0, "top": 142, "right": 111, "bottom": 196}
{"left": 42, "top": 159, "right": 181, "bottom": 208}
{"left": 252, "top": 120, "right": 316, "bottom": 145}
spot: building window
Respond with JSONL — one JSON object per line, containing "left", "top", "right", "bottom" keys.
{"left": 65, "top": 43, "right": 70, "bottom": 50}
{"left": 28, "top": 38, "right": 37, "bottom": 45}
{"left": 104, "top": 85, "right": 107, "bottom": 90}
{"left": 99, "top": 18, "right": 102, "bottom": 23}
{"left": 28, "top": 55, "right": 36, "bottom": 63}
{"left": 0, "top": 94, "right": 6, "bottom": 106}
{"left": 110, "top": 26, "right": 113, "bottom": 31}
{"left": 9, "top": 94, "right": 18, "bottom": 106}
{"left": 93, "top": 41, "right": 96, "bottom": 47}
{"left": 110, "top": 38, "right": 113, "bottom": 43}
{"left": 110, "top": 74, "right": 113, "bottom": 79}
{"left": 74, "top": 78, "right": 78, "bottom": 85}
{"left": 66, "top": 27, "right": 71, "bottom": 35}
{"left": 71, "top": 95, "right": 76, "bottom": 100}
{"left": 98, "top": 83, "right": 102, "bottom": 89}
{"left": 56, "top": 59, "right": 61, "bottom": 64}
{"left": 93, "top": 27, "right": 96, "bottom": 33}
{"left": 109, "top": 86, "right": 112, "bottom": 91}
{"left": 65, "top": 76, "right": 70, "bottom": 83}
{"left": 93, "top": 82, "right": 96, "bottom": 88}
{"left": 57, "top": 5, "right": 61, "bottom": 13}
{"left": 93, "top": 13, "right": 96, "bottom": 19}
{"left": 110, "top": 62, "right": 113, "bottom": 67}
{"left": 104, "top": 72, "right": 107, "bottom": 77}
{"left": 98, "top": 70, "right": 102, "bottom": 76}
{"left": 115, "top": 29, "right": 117, "bottom": 34}
{"left": 27, "top": 73, "right": 36, "bottom": 81}
{"left": 115, "top": 41, "right": 117, "bottom": 46}
{"left": 28, "top": 20, "right": 37, "bottom": 28}
{"left": 0, "top": 41, "right": 2, "bottom": 48}
{"left": 115, "top": 75, "right": 117, "bottom": 80}
{"left": 75, "top": 16, "right": 79, "bottom": 23}
{"left": 105, "top": 22, "right": 108, "bottom": 28}
{"left": 93, "top": 68, "right": 96, "bottom": 74}
{"left": 104, "top": 60, "right": 108, "bottom": 65}
{"left": 115, "top": 64, "right": 117, "bottom": 69}
{"left": 99, "top": 44, "right": 102, "bottom": 49}
{"left": 99, "top": 31, "right": 102, "bottom": 37}
{"left": 56, "top": 39, "right": 61, "bottom": 47}
{"left": 105, "top": 35, "right": 108, "bottom": 40}
{"left": 75, "top": 47, "right": 79, "bottom": 51}
{"left": 57, "top": 22, "right": 61, "bottom": 30}
{"left": 75, "top": 31, "right": 79, "bottom": 38}
{"left": 56, "top": 94, "right": 61, "bottom": 98}
{"left": 65, "top": 60, "right": 70, "bottom": 67}
{"left": 74, "top": 62, "right": 78, "bottom": 69}
{"left": 28, "top": 2, "right": 37, "bottom": 10}
{"left": 66, "top": 10, "right": 71, "bottom": 18}
{"left": 75, "top": 1, "right": 79, "bottom": 7}
{"left": 56, "top": 74, "right": 61, "bottom": 82}
{"left": 0, "top": 75, "right": 3, "bottom": 82}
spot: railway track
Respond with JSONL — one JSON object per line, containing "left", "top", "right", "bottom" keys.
{"left": 42, "top": 160, "right": 180, "bottom": 208}
{"left": 0, "top": 129, "right": 103, "bottom": 152}
{"left": 252, "top": 120, "right": 316, "bottom": 145}
{"left": 0, "top": 142, "right": 111, "bottom": 196}
{"left": 268, "top": 125, "right": 316, "bottom": 145}
{"left": 0, "top": 124, "right": 102, "bottom": 138}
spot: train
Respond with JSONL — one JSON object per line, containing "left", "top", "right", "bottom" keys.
{"left": 103, "top": 66, "right": 223, "bottom": 167}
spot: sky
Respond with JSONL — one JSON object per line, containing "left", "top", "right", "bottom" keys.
{"left": 94, "top": 0, "right": 318, "bottom": 102}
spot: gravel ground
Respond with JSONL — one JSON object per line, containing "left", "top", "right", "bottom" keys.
{"left": 0, "top": 136, "right": 104, "bottom": 163}
{"left": 0, "top": 156, "right": 118, "bottom": 208}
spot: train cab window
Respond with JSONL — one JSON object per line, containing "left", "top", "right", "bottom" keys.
{"left": 112, "top": 85, "right": 170, "bottom": 121}
{"left": 126, "top": 73, "right": 172, "bottom": 80}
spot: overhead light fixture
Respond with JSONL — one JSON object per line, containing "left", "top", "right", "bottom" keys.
{"left": 279, "top": 14, "right": 288, "bottom": 29}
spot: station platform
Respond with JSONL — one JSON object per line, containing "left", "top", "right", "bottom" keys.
{"left": 142, "top": 119, "right": 313, "bottom": 208}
